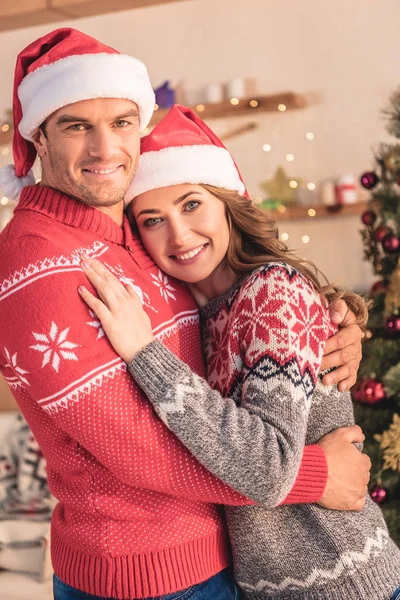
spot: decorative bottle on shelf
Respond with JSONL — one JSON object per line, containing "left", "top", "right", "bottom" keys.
{"left": 226, "top": 78, "right": 246, "bottom": 100}
{"left": 335, "top": 175, "right": 357, "bottom": 205}
{"left": 320, "top": 180, "right": 336, "bottom": 206}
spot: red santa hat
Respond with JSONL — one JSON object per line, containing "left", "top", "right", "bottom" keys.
{"left": 126, "top": 104, "right": 247, "bottom": 203}
{"left": 0, "top": 28, "right": 155, "bottom": 202}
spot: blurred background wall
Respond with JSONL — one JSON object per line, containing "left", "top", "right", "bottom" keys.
{"left": 1, "top": 0, "right": 399, "bottom": 292}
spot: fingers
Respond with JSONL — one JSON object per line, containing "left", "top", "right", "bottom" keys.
{"left": 78, "top": 285, "right": 109, "bottom": 321}
{"left": 80, "top": 256, "right": 126, "bottom": 310}
{"left": 329, "top": 299, "right": 351, "bottom": 325}
{"left": 336, "top": 361, "right": 360, "bottom": 391}
{"left": 329, "top": 301, "right": 359, "bottom": 329}
{"left": 348, "top": 496, "right": 367, "bottom": 512}
{"left": 321, "top": 342, "right": 361, "bottom": 371}
{"left": 321, "top": 357, "right": 360, "bottom": 390}
{"left": 336, "top": 424, "right": 365, "bottom": 444}
{"left": 323, "top": 324, "right": 363, "bottom": 356}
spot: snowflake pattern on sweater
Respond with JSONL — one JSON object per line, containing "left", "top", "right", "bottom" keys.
{"left": 129, "top": 262, "right": 400, "bottom": 599}
{"left": 0, "top": 185, "right": 259, "bottom": 599}
{"left": 203, "top": 264, "right": 332, "bottom": 401}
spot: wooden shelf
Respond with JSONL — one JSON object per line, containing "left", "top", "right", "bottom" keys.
{"left": 264, "top": 201, "right": 367, "bottom": 222}
{"left": 0, "top": 1, "right": 185, "bottom": 32}
{"left": 150, "top": 92, "right": 307, "bottom": 125}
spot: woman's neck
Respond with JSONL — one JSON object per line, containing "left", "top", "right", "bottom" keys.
{"left": 187, "top": 261, "right": 239, "bottom": 307}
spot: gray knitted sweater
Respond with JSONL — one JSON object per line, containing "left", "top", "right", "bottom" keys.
{"left": 129, "top": 263, "right": 400, "bottom": 599}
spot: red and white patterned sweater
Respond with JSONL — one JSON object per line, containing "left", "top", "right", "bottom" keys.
{"left": 0, "top": 186, "right": 327, "bottom": 599}
{"left": 128, "top": 265, "right": 400, "bottom": 598}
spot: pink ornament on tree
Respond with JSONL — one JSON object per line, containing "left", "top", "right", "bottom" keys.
{"left": 352, "top": 378, "right": 386, "bottom": 404}
{"left": 361, "top": 210, "right": 377, "bottom": 226}
{"left": 382, "top": 234, "right": 400, "bottom": 254}
{"left": 360, "top": 171, "right": 379, "bottom": 190}
{"left": 375, "top": 225, "right": 391, "bottom": 242}
{"left": 385, "top": 315, "right": 400, "bottom": 333}
{"left": 370, "top": 485, "right": 388, "bottom": 505}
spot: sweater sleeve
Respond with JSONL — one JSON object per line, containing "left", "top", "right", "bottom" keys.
{"left": 128, "top": 265, "right": 331, "bottom": 506}
{"left": 0, "top": 236, "right": 256, "bottom": 507}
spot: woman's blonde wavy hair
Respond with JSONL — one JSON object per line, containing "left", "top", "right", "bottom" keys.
{"left": 201, "top": 185, "right": 369, "bottom": 330}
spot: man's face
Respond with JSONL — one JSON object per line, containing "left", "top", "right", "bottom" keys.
{"left": 34, "top": 98, "right": 141, "bottom": 211}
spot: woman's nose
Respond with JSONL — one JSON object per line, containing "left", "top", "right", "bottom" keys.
{"left": 168, "top": 223, "right": 193, "bottom": 247}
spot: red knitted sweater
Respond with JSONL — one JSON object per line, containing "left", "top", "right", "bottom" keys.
{"left": 0, "top": 186, "right": 327, "bottom": 599}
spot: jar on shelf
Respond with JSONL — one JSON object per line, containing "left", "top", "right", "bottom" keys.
{"left": 320, "top": 180, "right": 336, "bottom": 206}
{"left": 335, "top": 175, "right": 357, "bottom": 205}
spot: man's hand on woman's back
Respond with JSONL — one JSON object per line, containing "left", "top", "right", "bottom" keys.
{"left": 317, "top": 425, "right": 371, "bottom": 511}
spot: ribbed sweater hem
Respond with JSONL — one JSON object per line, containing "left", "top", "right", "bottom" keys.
{"left": 242, "top": 549, "right": 400, "bottom": 600}
{"left": 280, "top": 445, "right": 327, "bottom": 505}
{"left": 51, "top": 526, "right": 231, "bottom": 599}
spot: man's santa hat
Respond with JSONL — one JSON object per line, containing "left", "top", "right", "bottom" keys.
{"left": 126, "top": 104, "right": 247, "bottom": 203}
{"left": 0, "top": 28, "right": 155, "bottom": 202}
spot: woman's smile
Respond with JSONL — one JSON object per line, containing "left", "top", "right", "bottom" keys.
{"left": 170, "top": 243, "right": 209, "bottom": 263}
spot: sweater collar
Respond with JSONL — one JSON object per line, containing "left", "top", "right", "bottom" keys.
{"left": 16, "top": 184, "right": 135, "bottom": 246}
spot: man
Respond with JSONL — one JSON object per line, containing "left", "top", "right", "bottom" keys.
{"left": 0, "top": 29, "right": 369, "bottom": 600}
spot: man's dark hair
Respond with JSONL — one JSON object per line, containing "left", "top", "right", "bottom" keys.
{"left": 39, "top": 121, "right": 48, "bottom": 138}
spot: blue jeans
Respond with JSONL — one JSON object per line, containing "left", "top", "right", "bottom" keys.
{"left": 53, "top": 567, "right": 240, "bottom": 600}
{"left": 391, "top": 586, "right": 400, "bottom": 600}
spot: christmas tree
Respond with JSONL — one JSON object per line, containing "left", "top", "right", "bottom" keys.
{"left": 356, "top": 89, "right": 400, "bottom": 546}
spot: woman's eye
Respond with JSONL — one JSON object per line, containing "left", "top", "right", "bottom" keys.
{"left": 143, "top": 217, "right": 162, "bottom": 228}
{"left": 185, "top": 201, "right": 200, "bottom": 211}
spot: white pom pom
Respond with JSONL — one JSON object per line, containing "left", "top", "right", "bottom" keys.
{"left": 0, "top": 164, "right": 36, "bottom": 202}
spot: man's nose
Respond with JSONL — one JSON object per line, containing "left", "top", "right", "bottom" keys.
{"left": 87, "top": 127, "right": 117, "bottom": 161}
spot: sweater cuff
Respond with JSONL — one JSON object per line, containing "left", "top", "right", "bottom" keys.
{"left": 128, "top": 339, "right": 192, "bottom": 394}
{"left": 280, "top": 445, "right": 328, "bottom": 505}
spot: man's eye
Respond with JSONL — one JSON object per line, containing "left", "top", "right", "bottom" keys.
{"left": 143, "top": 218, "right": 162, "bottom": 228}
{"left": 116, "top": 120, "right": 130, "bottom": 128}
{"left": 68, "top": 124, "right": 86, "bottom": 131}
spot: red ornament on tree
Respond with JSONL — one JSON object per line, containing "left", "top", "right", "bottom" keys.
{"left": 385, "top": 314, "right": 400, "bottom": 332}
{"left": 382, "top": 233, "right": 400, "bottom": 253}
{"left": 353, "top": 378, "right": 386, "bottom": 404}
{"left": 370, "top": 485, "right": 388, "bottom": 504}
{"left": 361, "top": 210, "right": 377, "bottom": 226}
{"left": 360, "top": 171, "right": 379, "bottom": 189}
{"left": 374, "top": 225, "right": 391, "bottom": 242}
{"left": 370, "top": 280, "right": 386, "bottom": 294}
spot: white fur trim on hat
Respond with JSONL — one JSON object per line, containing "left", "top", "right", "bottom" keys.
{"left": 18, "top": 53, "right": 155, "bottom": 140}
{"left": 126, "top": 145, "right": 245, "bottom": 203}
{"left": 0, "top": 163, "right": 36, "bottom": 202}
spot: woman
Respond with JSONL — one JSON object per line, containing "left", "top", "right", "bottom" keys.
{"left": 78, "top": 105, "right": 400, "bottom": 599}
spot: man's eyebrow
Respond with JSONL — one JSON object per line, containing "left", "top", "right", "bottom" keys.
{"left": 55, "top": 110, "right": 139, "bottom": 126}
{"left": 56, "top": 115, "right": 91, "bottom": 125}
{"left": 115, "top": 110, "right": 139, "bottom": 120}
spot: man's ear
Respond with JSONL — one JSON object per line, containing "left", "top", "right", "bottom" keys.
{"left": 32, "top": 127, "right": 47, "bottom": 158}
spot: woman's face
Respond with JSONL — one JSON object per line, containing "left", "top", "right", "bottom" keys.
{"left": 132, "top": 184, "right": 231, "bottom": 283}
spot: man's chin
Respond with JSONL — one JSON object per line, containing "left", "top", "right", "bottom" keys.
{"left": 74, "top": 182, "right": 128, "bottom": 207}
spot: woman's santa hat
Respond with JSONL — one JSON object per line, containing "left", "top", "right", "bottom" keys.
{"left": 126, "top": 104, "right": 247, "bottom": 203}
{"left": 0, "top": 27, "right": 155, "bottom": 202}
